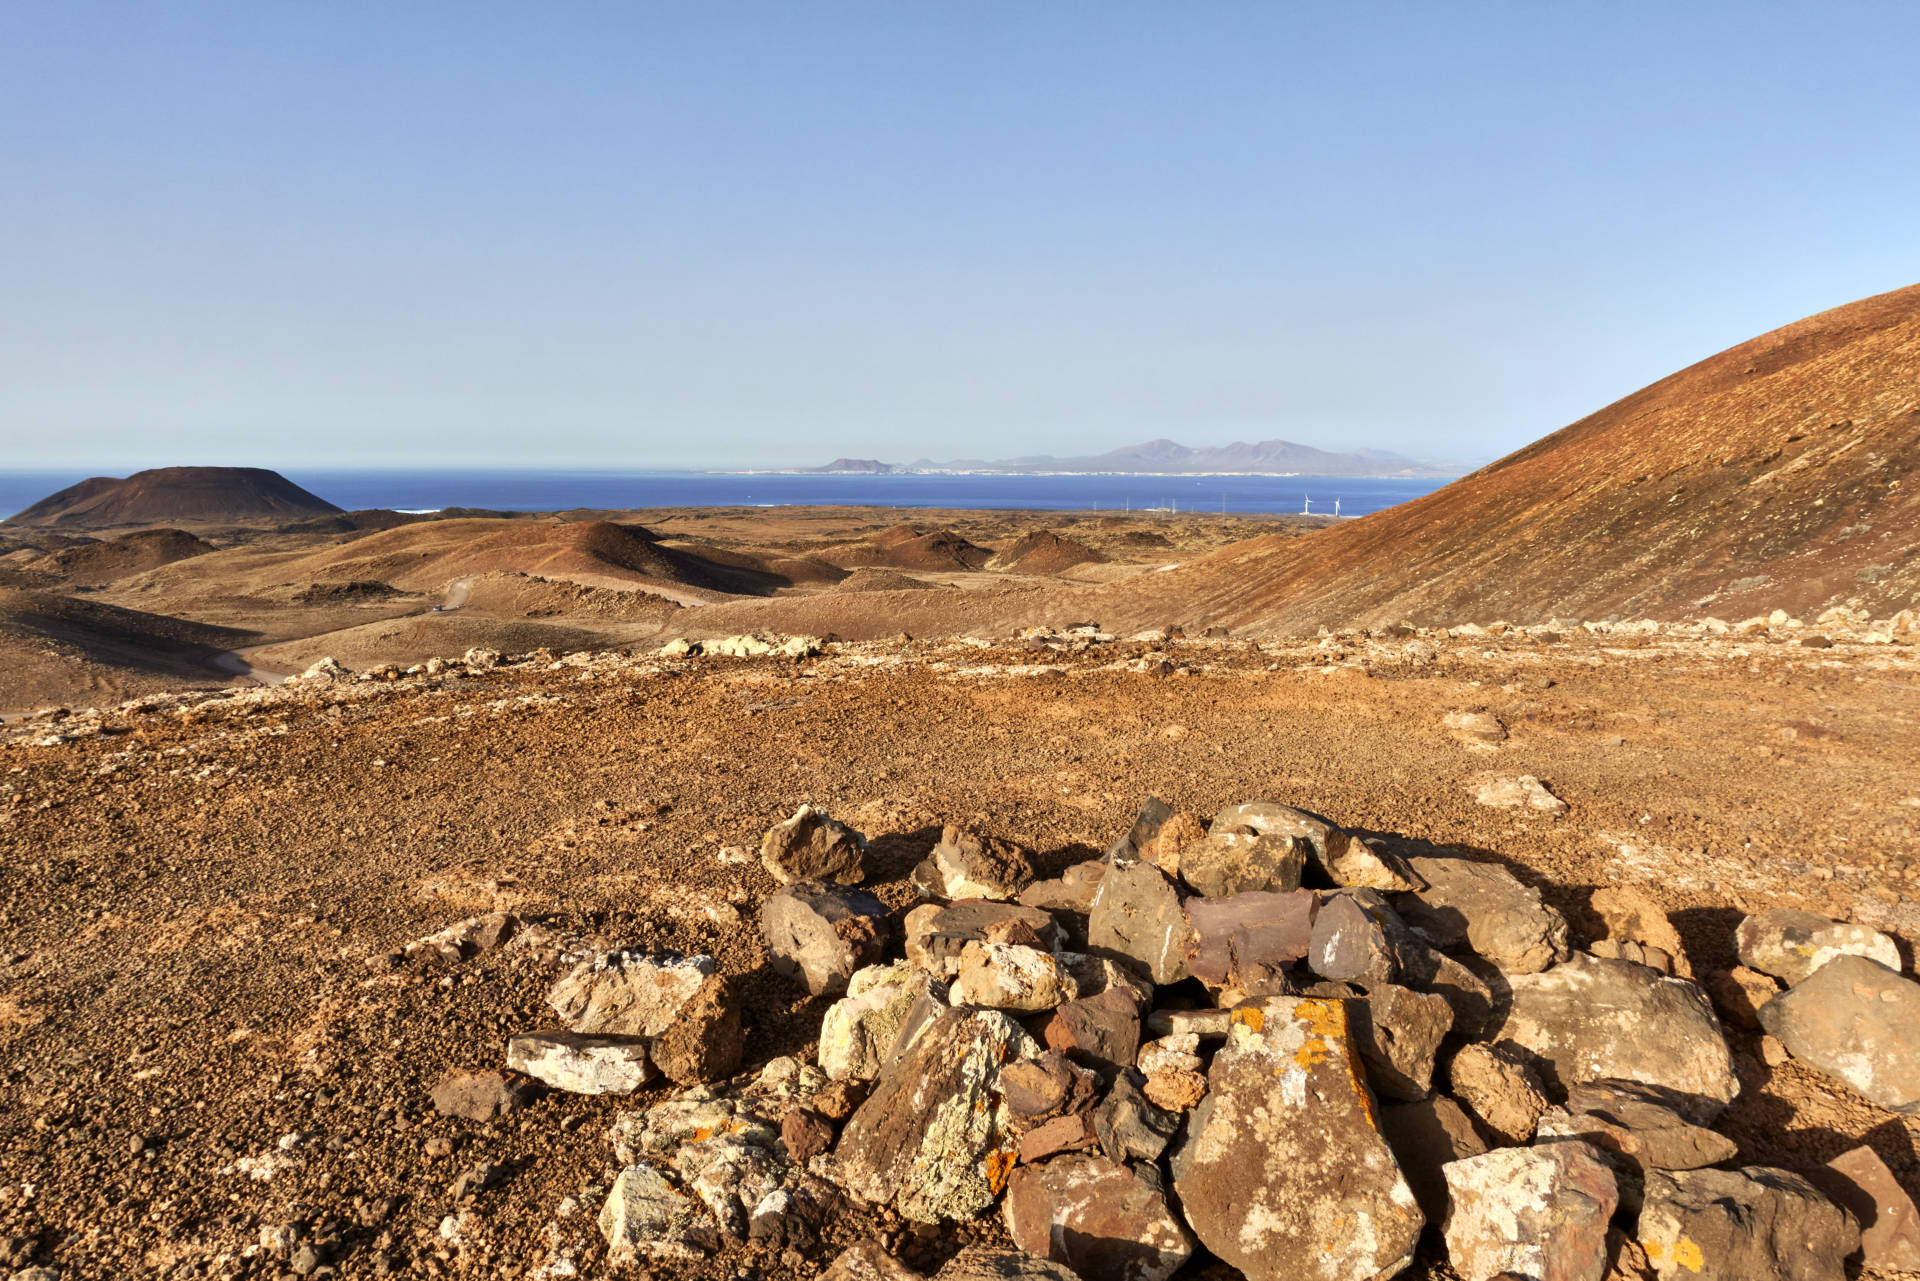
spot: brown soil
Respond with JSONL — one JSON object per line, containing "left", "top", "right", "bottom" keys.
{"left": 1, "top": 629, "right": 1915, "bottom": 1279}
{"left": 833, "top": 569, "right": 948, "bottom": 593}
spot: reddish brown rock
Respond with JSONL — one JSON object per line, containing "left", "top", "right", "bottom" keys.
{"left": 1016, "top": 1112, "right": 1097, "bottom": 1164}
{"left": 1805, "top": 1146, "right": 1920, "bottom": 1272}
{"left": 1184, "top": 890, "right": 1315, "bottom": 991}
{"left": 651, "top": 974, "right": 744, "bottom": 1085}
{"left": 1004, "top": 1153, "right": 1193, "bottom": 1281}
{"left": 782, "top": 1107, "right": 836, "bottom": 1165}
{"left": 1043, "top": 987, "right": 1143, "bottom": 1075}
{"left": 1002, "top": 1051, "right": 1100, "bottom": 1127}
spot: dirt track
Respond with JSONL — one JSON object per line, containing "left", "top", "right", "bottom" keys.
{"left": 1, "top": 625, "right": 1916, "bottom": 1279}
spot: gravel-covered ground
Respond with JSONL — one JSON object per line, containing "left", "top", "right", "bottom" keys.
{"left": 1, "top": 624, "right": 1916, "bottom": 1279}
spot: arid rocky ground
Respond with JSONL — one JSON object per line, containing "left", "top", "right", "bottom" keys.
{"left": 2, "top": 618, "right": 1916, "bottom": 1279}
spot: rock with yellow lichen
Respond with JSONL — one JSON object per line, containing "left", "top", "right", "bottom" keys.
{"left": 1637, "top": 1165, "right": 1859, "bottom": 1281}
{"left": 1169, "top": 997, "right": 1423, "bottom": 1281}
{"left": 836, "top": 1006, "right": 1041, "bottom": 1222}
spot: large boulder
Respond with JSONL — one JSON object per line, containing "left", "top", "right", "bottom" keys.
{"left": 1183, "top": 890, "right": 1315, "bottom": 991}
{"left": 1003, "top": 1153, "right": 1193, "bottom": 1281}
{"left": 1535, "top": 1079, "right": 1738, "bottom": 1176}
{"left": 1493, "top": 954, "right": 1738, "bottom": 1120}
{"left": 1441, "top": 1141, "right": 1619, "bottom": 1281}
{"left": 1378, "top": 1095, "right": 1487, "bottom": 1223}
{"left": 652, "top": 974, "right": 745, "bottom": 1085}
{"left": 600, "top": 1162, "right": 719, "bottom": 1263}
{"left": 1637, "top": 1166, "right": 1860, "bottom": 1281}
{"left": 1397, "top": 856, "right": 1569, "bottom": 974}
{"left": 1178, "top": 827, "right": 1309, "bottom": 898}
{"left": 761, "top": 805, "right": 868, "bottom": 885}
{"left": 547, "top": 950, "right": 715, "bottom": 1037}
{"left": 905, "top": 901, "right": 1063, "bottom": 978}
{"left": 1349, "top": 983, "right": 1453, "bottom": 1101}
{"left": 1087, "top": 859, "right": 1191, "bottom": 984}
{"left": 950, "top": 942, "right": 1079, "bottom": 1011}
{"left": 818, "top": 962, "right": 946, "bottom": 1082}
{"left": 836, "top": 1007, "right": 1039, "bottom": 1222}
{"left": 1211, "top": 800, "right": 1421, "bottom": 891}
{"left": 1735, "top": 909, "right": 1902, "bottom": 986}
{"left": 1758, "top": 954, "right": 1920, "bottom": 1113}
{"left": 761, "top": 881, "right": 892, "bottom": 997}
{"left": 1172, "top": 998, "right": 1423, "bottom": 1281}
{"left": 911, "top": 826, "right": 1035, "bottom": 902}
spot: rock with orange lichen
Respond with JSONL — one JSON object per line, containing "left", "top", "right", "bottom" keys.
{"left": 1170, "top": 997, "right": 1423, "bottom": 1281}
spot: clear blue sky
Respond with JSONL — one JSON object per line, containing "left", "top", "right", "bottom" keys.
{"left": 3, "top": 2, "right": 1917, "bottom": 470}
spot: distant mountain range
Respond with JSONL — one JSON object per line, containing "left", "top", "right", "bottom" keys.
{"left": 764, "top": 439, "right": 1456, "bottom": 478}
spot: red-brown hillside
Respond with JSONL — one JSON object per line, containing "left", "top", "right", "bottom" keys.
{"left": 1137, "top": 283, "right": 1920, "bottom": 632}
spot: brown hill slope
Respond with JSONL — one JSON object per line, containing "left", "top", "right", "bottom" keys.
{"left": 47, "top": 529, "right": 217, "bottom": 585}
{"left": 6, "top": 467, "right": 342, "bottom": 529}
{"left": 986, "top": 528, "right": 1106, "bottom": 574}
{"left": 0, "top": 588, "right": 251, "bottom": 707}
{"left": 827, "top": 526, "right": 994, "bottom": 572}
{"left": 1137, "top": 283, "right": 1920, "bottom": 632}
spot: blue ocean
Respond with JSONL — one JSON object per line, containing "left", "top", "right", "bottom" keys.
{"left": 0, "top": 469, "right": 1450, "bottom": 522}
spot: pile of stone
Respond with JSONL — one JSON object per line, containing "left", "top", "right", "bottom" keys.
{"left": 432, "top": 797, "right": 1920, "bottom": 1280}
